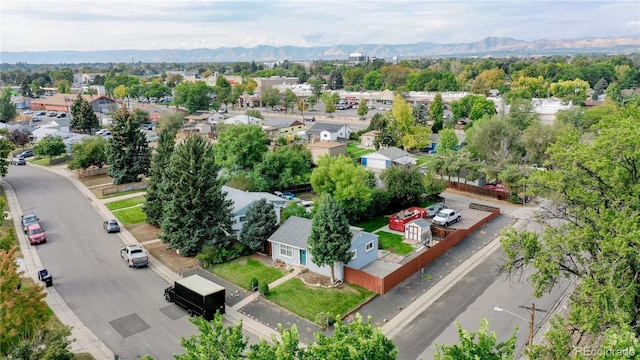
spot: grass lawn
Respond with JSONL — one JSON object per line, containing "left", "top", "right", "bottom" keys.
{"left": 112, "top": 206, "right": 146, "bottom": 225}
{"left": 105, "top": 196, "right": 146, "bottom": 211}
{"left": 377, "top": 231, "right": 415, "bottom": 256}
{"left": 347, "top": 144, "right": 375, "bottom": 157}
{"left": 267, "top": 278, "right": 375, "bottom": 322}
{"left": 355, "top": 217, "right": 389, "bottom": 233}
{"left": 100, "top": 189, "right": 146, "bottom": 199}
{"left": 210, "top": 257, "right": 285, "bottom": 290}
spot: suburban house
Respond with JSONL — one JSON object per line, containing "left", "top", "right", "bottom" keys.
{"left": 184, "top": 111, "right": 223, "bottom": 125}
{"left": 268, "top": 216, "right": 379, "bottom": 281}
{"left": 263, "top": 119, "right": 306, "bottom": 139}
{"left": 360, "top": 130, "right": 380, "bottom": 149}
{"left": 360, "top": 146, "right": 417, "bottom": 170}
{"left": 306, "top": 123, "right": 353, "bottom": 142}
{"left": 427, "top": 132, "right": 467, "bottom": 153}
{"left": 223, "top": 186, "right": 287, "bottom": 233}
{"left": 176, "top": 123, "right": 214, "bottom": 142}
{"left": 404, "top": 218, "right": 433, "bottom": 247}
{"left": 306, "top": 141, "right": 347, "bottom": 164}
{"left": 224, "top": 115, "right": 262, "bottom": 126}
{"left": 132, "top": 103, "right": 187, "bottom": 122}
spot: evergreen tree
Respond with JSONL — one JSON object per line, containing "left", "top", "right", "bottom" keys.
{"left": 161, "top": 135, "right": 234, "bottom": 256}
{"left": 0, "top": 89, "right": 18, "bottom": 123}
{"left": 106, "top": 107, "right": 151, "bottom": 184}
{"left": 429, "top": 92, "right": 445, "bottom": 132}
{"left": 239, "top": 199, "right": 278, "bottom": 252}
{"left": 308, "top": 193, "right": 353, "bottom": 283}
{"left": 143, "top": 115, "right": 181, "bottom": 226}
{"left": 70, "top": 93, "right": 99, "bottom": 134}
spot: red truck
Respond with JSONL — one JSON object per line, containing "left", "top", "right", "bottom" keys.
{"left": 389, "top": 207, "right": 427, "bottom": 232}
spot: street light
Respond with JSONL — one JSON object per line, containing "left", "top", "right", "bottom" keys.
{"left": 494, "top": 303, "right": 547, "bottom": 357}
{"left": 494, "top": 306, "right": 527, "bottom": 323}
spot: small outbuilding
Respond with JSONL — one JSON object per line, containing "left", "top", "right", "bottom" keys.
{"left": 404, "top": 218, "right": 433, "bottom": 247}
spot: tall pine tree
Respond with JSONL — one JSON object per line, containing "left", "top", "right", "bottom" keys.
{"left": 106, "top": 107, "right": 151, "bottom": 184}
{"left": 160, "top": 135, "right": 233, "bottom": 256}
{"left": 70, "top": 93, "right": 99, "bottom": 134}
{"left": 143, "top": 114, "right": 182, "bottom": 226}
{"left": 308, "top": 193, "right": 353, "bottom": 283}
{"left": 239, "top": 199, "right": 278, "bottom": 252}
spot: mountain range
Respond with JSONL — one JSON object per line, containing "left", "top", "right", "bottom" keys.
{"left": 2, "top": 36, "right": 638, "bottom": 64}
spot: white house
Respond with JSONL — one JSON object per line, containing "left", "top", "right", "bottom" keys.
{"left": 224, "top": 115, "right": 262, "bottom": 126}
{"left": 306, "top": 123, "right": 353, "bottom": 142}
{"left": 222, "top": 186, "right": 287, "bottom": 233}
{"left": 360, "top": 146, "right": 417, "bottom": 170}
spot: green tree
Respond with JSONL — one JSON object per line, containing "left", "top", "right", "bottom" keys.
{"left": 321, "top": 91, "right": 337, "bottom": 117}
{"left": 260, "top": 88, "right": 281, "bottom": 108}
{"left": 216, "top": 125, "right": 268, "bottom": 171}
{"left": 70, "top": 93, "right": 99, "bottom": 134}
{"left": 253, "top": 144, "right": 312, "bottom": 191}
{"left": 214, "top": 75, "right": 232, "bottom": 110}
{"left": 0, "top": 247, "right": 50, "bottom": 356}
{"left": 174, "top": 81, "right": 213, "bottom": 113}
{"left": 57, "top": 80, "right": 71, "bottom": 94}
{"left": 357, "top": 97, "right": 369, "bottom": 119}
{"left": 33, "top": 134, "right": 66, "bottom": 160}
{"left": 364, "top": 70, "right": 383, "bottom": 90}
{"left": 281, "top": 201, "right": 312, "bottom": 222}
{"left": 143, "top": 114, "right": 182, "bottom": 226}
{"left": 392, "top": 94, "right": 432, "bottom": 151}
{"left": 0, "top": 89, "right": 18, "bottom": 123}
{"left": 310, "top": 154, "right": 374, "bottom": 221}
{"left": 465, "top": 115, "right": 521, "bottom": 164}
{"left": 68, "top": 136, "right": 108, "bottom": 170}
{"left": 0, "top": 134, "right": 14, "bottom": 177}
{"left": 308, "top": 193, "right": 353, "bottom": 283}
{"left": 283, "top": 88, "right": 297, "bottom": 114}
{"left": 161, "top": 135, "right": 234, "bottom": 256}
{"left": 245, "top": 109, "right": 263, "bottom": 120}
{"left": 434, "top": 318, "right": 517, "bottom": 360}
{"left": 380, "top": 166, "right": 428, "bottom": 209}
{"left": 501, "top": 106, "right": 640, "bottom": 353}
{"left": 429, "top": 93, "right": 445, "bottom": 124}
{"left": 471, "top": 68, "right": 506, "bottom": 95}
{"left": 239, "top": 199, "right": 278, "bottom": 252}
{"left": 175, "top": 315, "right": 247, "bottom": 360}
{"left": 8, "top": 326, "right": 73, "bottom": 360}
{"left": 436, "top": 128, "right": 459, "bottom": 154}
{"left": 113, "top": 84, "right": 128, "bottom": 99}
{"left": 106, "top": 107, "right": 151, "bottom": 184}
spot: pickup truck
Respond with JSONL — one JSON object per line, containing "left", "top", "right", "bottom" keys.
{"left": 120, "top": 245, "right": 149, "bottom": 268}
{"left": 432, "top": 209, "right": 462, "bottom": 227}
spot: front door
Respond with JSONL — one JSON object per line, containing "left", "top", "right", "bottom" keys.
{"left": 300, "top": 249, "right": 307, "bottom": 266}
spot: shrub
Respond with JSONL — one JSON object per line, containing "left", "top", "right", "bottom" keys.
{"left": 259, "top": 283, "right": 269, "bottom": 296}
{"left": 315, "top": 312, "right": 336, "bottom": 330}
{"left": 250, "top": 277, "right": 259, "bottom": 291}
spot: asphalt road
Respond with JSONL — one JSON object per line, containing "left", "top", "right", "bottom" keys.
{"left": 5, "top": 164, "right": 199, "bottom": 359}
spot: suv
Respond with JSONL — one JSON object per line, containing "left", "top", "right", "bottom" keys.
{"left": 27, "top": 223, "right": 47, "bottom": 245}
{"left": 18, "top": 149, "right": 34, "bottom": 158}
{"left": 21, "top": 213, "right": 39, "bottom": 233}
{"left": 10, "top": 156, "right": 26, "bottom": 165}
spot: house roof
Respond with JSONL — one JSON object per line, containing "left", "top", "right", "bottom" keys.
{"left": 376, "top": 146, "right": 410, "bottom": 160}
{"left": 222, "top": 186, "right": 285, "bottom": 214}
{"left": 185, "top": 111, "right": 216, "bottom": 121}
{"left": 224, "top": 115, "right": 262, "bottom": 125}
{"left": 307, "top": 122, "right": 351, "bottom": 134}
{"left": 30, "top": 93, "right": 116, "bottom": 107}
{"left": 407, "top": 218, "right": 431, "bottom": 230}
{"left": 360, "top": 130, "right": 380, "bottom": 137}
{"left": 268, "top": 216, "right": 372, "bottom": 250}
{"left": 307, "top": 141, "right": 345, "bottom": 149}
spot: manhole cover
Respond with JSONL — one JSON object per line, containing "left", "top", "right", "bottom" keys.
{"left": 109, "top": 313, "right": 150, "bottom": 338}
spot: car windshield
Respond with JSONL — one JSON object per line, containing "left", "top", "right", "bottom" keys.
{"left": 29, "top": 228, "right": 44, "bottom": 235}
{"left": 436, "top": 211, "right": 449, "bottom": 218}
{"left": 24, "top": 215, "right": 37, "bottom": 222}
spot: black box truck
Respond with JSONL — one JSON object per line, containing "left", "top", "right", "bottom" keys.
{"left": 164, "top": 274, "right": 225, "bottom": 320}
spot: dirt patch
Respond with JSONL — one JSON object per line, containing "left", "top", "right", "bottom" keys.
{"left": 126, "top": 223, "right": 162, "bottom": 242}
{"left": 144, "top": 241, "right": 200, "bottom": 274}
{"left": 298, "top": 271, "right": 333, "bottom": 287}
{"left": 78, "top": 174, "right": 113, "bottom": 188}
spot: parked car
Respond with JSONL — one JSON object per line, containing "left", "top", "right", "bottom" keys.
{"left": 304, "top": 117, "right": 316, "bottom": 122}
{"left": 48, "top": 112, "right": 57, "bottom": 117}
{"left": 37, "top": 111, "right": 47, "bottom": 116}
{"left": 10, "top": 156, "right": 26, "bottom": 165}
{"left": 368, "top": 105, "right": 376, "bottom": 110}
{"left": 56, "top": 113, "right": 67, "bottom": 118}
{"left": 274, "top": 191, "right": 295, "bottom": 200}
{"left": 433, "top": 209, "right": 462, "bottom": 227}
{"left": 21, "top": 213, "right": 40, "bottom": 233}
{"left": 27, "top": 223, "right": 47, "bottom": 245}
{"left": 103, "top": 219, "right": 120, "bottom": 233}
{"left": 456, "top": 120, "right": 468, "bottom": 125}
{"left": 32, "top": 116, "right": 42, "bottom": 122}
{"left": 141, "top": 123, "right": 155, "bottom": 130}
{"left": 426, "top": 203, "right": 447, "bottom": 218}
{"left": 120, "top": 245, "right": 149, "bottom": 267}
{"left": 18, "top": 149, "right": 34, "bottom": 158}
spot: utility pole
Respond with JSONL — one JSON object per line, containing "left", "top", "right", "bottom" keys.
{"left": 519, "top": 303, "right": 548, "bottom": 350}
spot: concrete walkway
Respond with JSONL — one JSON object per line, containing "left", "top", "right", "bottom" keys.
{"left": 230, "top": 266, "right": 304, "bottom": 311}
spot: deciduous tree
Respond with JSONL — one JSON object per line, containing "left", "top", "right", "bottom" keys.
{"left": 260, "top": 88, "right": 281, "bottom": 108}
{"left": 434, "top": 318, "right": 517, "bottom": 360}
{"left": 380, "top": 166, "right": 427, "bottom": 209}
{"left": 357, "top": 97, "right": 369, "bottom": 119}
{"left": 68, "top": 136, "right": 108, "bottom": 170}
{"left": 106, "top": 107, "right": 151, "bottom": 184}
{"left": 161, "top": 135, "right": 233, "bottom": 256}
{"left": 0, "top": 89, "right": 18, "bottom": 123}
{"left": 7, "top": 128, "right": 32, "bottom": 148}
{"left": 239, "top": 199, "right": 278, "bottom": 252}
{"left": 33, "top": 134, "right": 66, "bottom": 160}
{"left": 175, "top": 315, "right": 247, "bottom": 360}
{"left": 0, "top": 247, "right": 50, "bottom": 356}
{"left": 253, "top": 144, "right": 312, "bottom": 191}
{"left": 174, "top": 80, "right": 213, "bottom": 113}
{"left": 215, "top": 125, "right": 268, "bottom": 171}
{"left": 308, "top": 193, "right": 353, "bottom": 283}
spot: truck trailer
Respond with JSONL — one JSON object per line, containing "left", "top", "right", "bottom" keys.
{"left": 164, "top": 274, "right": 225, "bottom": 320}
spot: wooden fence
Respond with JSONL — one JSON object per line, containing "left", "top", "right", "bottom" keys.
{"left": 344, "top": 205, "right": 500, "bottom": 294}
{"left": 101, "top": 182, "right": 148, "bottom": 196}
{"left": 77, "top": 167, "right": 109, "bottom": 178}
{"left": 447, "top": 181, "right": 511, "bottom": 201}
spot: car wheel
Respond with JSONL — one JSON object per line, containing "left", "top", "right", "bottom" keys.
{"left": 165, "top": 294, "right": 171, "bottom": 302}
{"left": 187, "top": 309, "right": 194, "bottom": 317}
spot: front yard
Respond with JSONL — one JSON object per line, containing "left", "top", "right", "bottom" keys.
{"left": 377, "top": 231, "right": 415, "bottom": 256}
{"left": 354, "top": 217, "right": 389, "bottom": 233}
{"left": 105, "top": 196, "right": 146, "bottom": 225}
{"left": 210, "top": 256, "right": 285, "bottom": 290}
{"left": 267, "top": 277, "right": 375, "bottom": 322}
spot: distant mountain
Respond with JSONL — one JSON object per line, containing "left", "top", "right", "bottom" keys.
{"left": 1, "top": 36, "right": 638, "bottom": 64}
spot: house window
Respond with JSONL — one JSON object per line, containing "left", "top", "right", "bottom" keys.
{"left": 280, "top": 244, "right": 293, "bottom": 258}
{"left": 239, "top": 216, "right": 246, "bottom": 222}
{"left": 351, "top": 249, "right": 357, "bottom": 260}
{"left": 365, "top": 241, "right": 375, "bottom": 252}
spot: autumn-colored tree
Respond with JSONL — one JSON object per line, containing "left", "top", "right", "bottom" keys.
{"left": 0, "top": 247, "right": 50, "bottom": 355}
{"left": 471, "top": 68, "right": 506, "bottom": 95}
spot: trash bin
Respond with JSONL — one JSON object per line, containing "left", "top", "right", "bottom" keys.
{"left": 38, "top": 269, "right": 49, "bottom": 281}
{"left": 42, "top": 275, "right": 53, "bottom": 287}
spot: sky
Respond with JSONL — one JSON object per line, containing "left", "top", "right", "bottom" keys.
{"left": 1, "top": 0, "right": 638, "bottom": 52}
